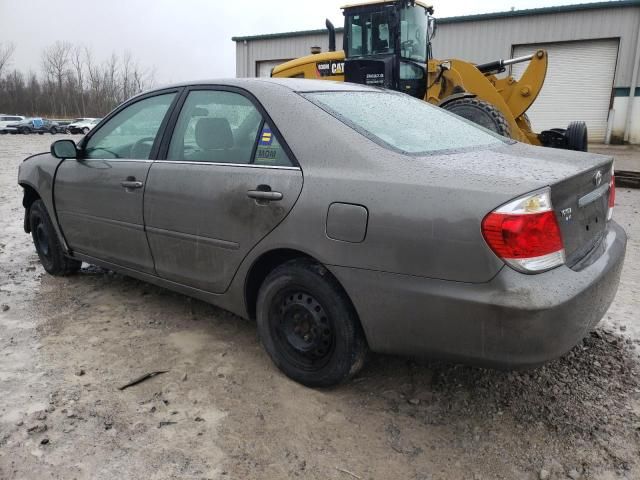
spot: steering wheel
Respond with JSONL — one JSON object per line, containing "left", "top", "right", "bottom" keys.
{"left": 401, "top": 39, "right": 415, "bottom": 50}
{"left": 85, "top": 146, "right": 120, "bottom": 159}
{"left": 130, "top": 137, "right": 156, "bottom": 159}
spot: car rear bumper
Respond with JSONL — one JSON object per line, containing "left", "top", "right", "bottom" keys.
{"left": 329, "top": 221, "right": 627, "bottom": 367}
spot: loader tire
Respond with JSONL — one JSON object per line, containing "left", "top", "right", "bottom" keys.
{"left": 442, "top": 98, "right": 511, "bottom": 138}
{"left": 565, "top": 121, "right": 588, "bottom": 152}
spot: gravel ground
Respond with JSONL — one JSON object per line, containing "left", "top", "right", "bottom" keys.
{"left": 1, "top": 135, "right": 639, "bottom": 480}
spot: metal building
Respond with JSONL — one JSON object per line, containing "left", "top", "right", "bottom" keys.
{"left": 233, "top": 1, "right": 640, "bottom": 143}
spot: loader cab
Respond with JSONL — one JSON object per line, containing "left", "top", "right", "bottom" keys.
{"left": 342, "top": 0, "right": 433, "bottom": 98}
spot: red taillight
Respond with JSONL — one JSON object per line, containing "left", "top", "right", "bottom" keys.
{"left": 607, "top": 167, "right": 615, "bottom": 221}
{"left": 481, "top": 187, "right": 565, "bottom": 273}
{"left": 482, "top": 211, "right": 563, "bottom": 259}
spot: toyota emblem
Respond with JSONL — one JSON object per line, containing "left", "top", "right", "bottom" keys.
{"left": 593, "top": 170, "right": 603, "bottom": 186}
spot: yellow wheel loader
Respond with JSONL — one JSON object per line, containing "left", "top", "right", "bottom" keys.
{"left": 271, "top": 0, "right": 588, "bottom": 151}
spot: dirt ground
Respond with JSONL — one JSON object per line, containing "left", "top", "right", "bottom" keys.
{"left": 1, "top": 135, "right": 639, "bottom": 480}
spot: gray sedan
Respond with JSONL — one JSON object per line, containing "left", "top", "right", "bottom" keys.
{"left": 17, "top": 79, "right": 626, "bottom": 387}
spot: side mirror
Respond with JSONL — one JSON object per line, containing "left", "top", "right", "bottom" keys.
{"left": 51, "top": 139, "right": 78, "bottom": 159}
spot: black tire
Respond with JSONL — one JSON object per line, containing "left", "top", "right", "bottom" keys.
{"left": 29, "top": 200, "right": 81, "bottom": 276}
{"left": 20, "top": 127, "right": 31, "bottom": 135}
{"left": 565, "top": 121, "right": 588, "bottom": 152}
{"left": 256, "top": 259, "right": 368, "bottom": 387}
{"left": 442, "top": 97, "right": 511, "bottom": 138}
{"left": 49, "top": 127, "right": 57, "bottom": 134}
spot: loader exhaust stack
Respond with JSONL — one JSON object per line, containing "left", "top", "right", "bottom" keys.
{"left": 326, "top": 19, "right": 336, "bottom": 52}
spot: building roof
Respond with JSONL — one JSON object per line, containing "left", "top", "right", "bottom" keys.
{"left": 340, "top": 0, "right": 432, "bottom": 10}
{"left": 232, "top": 0, "right": 640, "bottom": 42}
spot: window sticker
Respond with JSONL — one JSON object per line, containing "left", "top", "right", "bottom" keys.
{"left": 259, "top": 125, "right": 273, "bottom": 146}
{"left": 254, "top": 123, "right": 291, "bottom": 166}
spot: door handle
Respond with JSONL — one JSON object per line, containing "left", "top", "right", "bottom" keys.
{"left": 121, "top": 180, "right": 143, "bottom": 189}
{"left": 247, "top": 190, "right": 283, "bottom": 201}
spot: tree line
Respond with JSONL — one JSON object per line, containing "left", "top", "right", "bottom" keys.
{"left": 0, "top": 41, "right": 155, "bottom": 119}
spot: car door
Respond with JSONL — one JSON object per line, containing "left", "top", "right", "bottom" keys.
{"left": 54, "top": 90, "right": 180, "bottom": 273}
{"left": 144, "top": 87, "right": 303, "bottom": 293}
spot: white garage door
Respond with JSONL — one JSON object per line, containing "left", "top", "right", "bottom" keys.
{"left": 256, "top": 60, "right": 291, "bottom": 77}
{"left": 512, "top": 39, "right": 619, "bottom": 142}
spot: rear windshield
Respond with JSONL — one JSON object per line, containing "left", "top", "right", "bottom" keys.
{"left": 302, "top": 91, "right": 505, "bottom": 154}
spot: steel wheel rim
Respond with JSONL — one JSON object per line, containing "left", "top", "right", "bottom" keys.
{"left": 269, "top": 289, "right": 335, "bottom": 371}
{"left": 34, "top": 217, "right": 51, "bottom": 258}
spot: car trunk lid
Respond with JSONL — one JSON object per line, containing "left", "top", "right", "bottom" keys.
{"left": 550, "top": 160, "right": 613, "bottom": 267}
{"left": 411, "top": 142, "right": 614, "bottom": 268}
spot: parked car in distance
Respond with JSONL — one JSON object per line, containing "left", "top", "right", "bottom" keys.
{"left": 67, "top": 118, "right": 101, "bottom": 135}
{"left": 17, "top": 79, "right": 626, "bottom": 387}
{"left": 0, "top": 114, "right": 26, "bottom": 134}
{"left": 6, "top": 117, "right": 64, "bottom": 134}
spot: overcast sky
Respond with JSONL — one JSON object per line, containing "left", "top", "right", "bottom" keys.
{"left": 0, "top": 0, "right": 614, "bottom": 84}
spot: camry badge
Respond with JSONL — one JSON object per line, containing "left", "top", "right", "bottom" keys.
{"left": 593, "top": 170, "right": 603, "bottom": 186}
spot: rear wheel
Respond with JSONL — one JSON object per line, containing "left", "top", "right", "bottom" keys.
{"left": 49, "top": 127, "right": 57, "bottom": 134}
{"left": 442, "top": 97, "right": 511, "bottom": 138}
{"left": 20, "top": 127, "right": 31, "bottom": 135}
{"left": 29, "top": 200, "right": 81, "bottom": 276}
{"left": 256, "top": 259, "right": 367, "bottom": 387}
{"left": 565, "top": 121, "right": 588, "bottom": 152}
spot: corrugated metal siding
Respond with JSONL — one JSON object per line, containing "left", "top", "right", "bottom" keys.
{"left": 236, "top": 6, "right": 639, "bottom": 86}
{"left": 432, "top": 6, "right": 639, "bottom": 87}
{"left": 236, "top": 33, "right": 344, "bottom": 77}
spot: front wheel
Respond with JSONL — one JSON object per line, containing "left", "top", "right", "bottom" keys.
{"left": 256, "top": 259, "right": 367, "bottom": 387}
{"left": 29, "top": 200, "right": 81, "bottom": 276}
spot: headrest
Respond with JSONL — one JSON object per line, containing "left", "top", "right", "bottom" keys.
{"left": 195, "top": 117, "right": 233, "bottom": 150}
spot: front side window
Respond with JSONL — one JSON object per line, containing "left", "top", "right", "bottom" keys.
{"left": 346, "top": 11, "right": 393, "bottom": 57}
{"left": 167, "top": 90, "right": 292, "bottom": 166}
{"left": 84, "top": 93, "right": 176, "bottom": 160}
{"left": 303, "top": 91, "right": 504, "bottom": 154}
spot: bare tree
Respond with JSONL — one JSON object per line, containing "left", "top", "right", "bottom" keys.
{"left": 71, "top": 45, "right": 86, "bottom": 116}
{"left": 0, "top": 42, "right": 154, "bottom": 118}
{"left": 41, "top": 41, "right": 72, "bottom": 115}
{"left": 42, "top": 41, "right": 73, "bottom": 88}
{"left": 0, "top": 42, "right": 16, "bottom": 79}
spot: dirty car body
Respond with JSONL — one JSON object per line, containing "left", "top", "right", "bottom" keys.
{"left": 18, "top": 79, "right": 626, "bottom": 387}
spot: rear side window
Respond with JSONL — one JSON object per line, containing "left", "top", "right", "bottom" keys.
{"left": 302, "top": 91, "right": 504, "bottom": 154}
{"left": 167, "top": 90, "right": 293, "bottom": 166}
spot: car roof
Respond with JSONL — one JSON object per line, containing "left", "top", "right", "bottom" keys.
{"left": 151, "top": 77, "right": 379, "bottom": 94}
